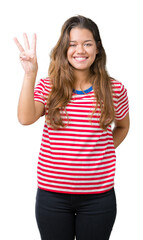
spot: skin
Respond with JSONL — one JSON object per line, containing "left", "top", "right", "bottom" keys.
{"left": 67, "top": 27, "right": 98, "bottom": 90}
{"left": 14, "top": 29, "right": 129, "bottom": 148}
{"left": 14, "top": 33, "right": 45, "bottom": 124}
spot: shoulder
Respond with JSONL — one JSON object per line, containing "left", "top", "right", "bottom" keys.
{"left": 110, "top": 78, "right": 127, "bottom": 97}
{"left": 40, "top": 77, "right": 51, "bottom": 87}
{"left": 39, "top": 77, "right": 52, "bottom": 93}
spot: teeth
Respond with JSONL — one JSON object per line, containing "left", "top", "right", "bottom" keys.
{"left": 74, "top": 57, "right": 87, "bottom": 61}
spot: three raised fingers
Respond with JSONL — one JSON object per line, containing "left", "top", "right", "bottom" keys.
{"left": 14, "top": 33, "right": 37, "bottom": 53}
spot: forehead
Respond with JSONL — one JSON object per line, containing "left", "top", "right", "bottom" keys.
{"left": 69, "top": 27, "right": 94, "bottom": 41}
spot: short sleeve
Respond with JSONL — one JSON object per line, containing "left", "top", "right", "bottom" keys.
{"left": 34, "top": 78, "right": 50, "bottom": 105}
{"left": 114, "top": 82, "right": 129, "bottom": 120}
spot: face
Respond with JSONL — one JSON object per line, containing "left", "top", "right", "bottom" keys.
{"left": 67, "top": 27, "right": 98, "bottom": 73}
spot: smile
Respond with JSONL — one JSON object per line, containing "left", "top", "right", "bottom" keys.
{"left": 73, "top": 57, "right": 88, "bottom": 62}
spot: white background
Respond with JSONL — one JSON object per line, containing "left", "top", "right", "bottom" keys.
{"left": 0, "top": 0, "right": 143, "bottom": 239}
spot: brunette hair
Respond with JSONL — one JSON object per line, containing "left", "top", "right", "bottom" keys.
{"left": 46, "top": 15, "right": 115, "bottom": 130}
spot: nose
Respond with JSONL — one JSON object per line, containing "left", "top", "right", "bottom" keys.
{"left": 76, "top": 44, "right": 86, "bottom": 54}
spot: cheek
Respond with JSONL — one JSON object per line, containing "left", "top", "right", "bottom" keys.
{"left": 67, "top": 50, "right": 75, "bottom": 64}
{"left": 90, "top": 50, "right": 97, "bottom": 61}
{"left": 67, "top": 49, "right": 73, "bottom": 60}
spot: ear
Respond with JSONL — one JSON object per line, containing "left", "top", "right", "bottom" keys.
{"left": 96, "top": 40, "right": 101, "bottom": 54}
{"left": 96, "top": 48, "right": 99, "bottom": 54}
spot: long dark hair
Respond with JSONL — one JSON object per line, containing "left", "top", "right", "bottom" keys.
{"left": 46, "top": 15, "right": 115, "bottom": 130}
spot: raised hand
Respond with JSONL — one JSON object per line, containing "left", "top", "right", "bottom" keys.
{"left": 14, "top": 33, "right": 38, "bottom": 75}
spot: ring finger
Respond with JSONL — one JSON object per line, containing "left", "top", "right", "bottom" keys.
{"left": 14, "top": 37, "right": 24, "bottom": 53}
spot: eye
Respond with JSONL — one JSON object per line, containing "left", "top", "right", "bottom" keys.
{"left": 84, "top": 43, "right": 92, "bottom": 47}
{"left": 69, "top": 44, "right": 76, "bottom": 47}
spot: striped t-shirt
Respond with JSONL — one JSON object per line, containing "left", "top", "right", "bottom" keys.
{"left": 34, "top": 77, "right": 129, "bottom": 194}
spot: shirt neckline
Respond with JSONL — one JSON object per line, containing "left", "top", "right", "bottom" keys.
{"left": 73, "top": 86, "right": 93, "bottom": 95}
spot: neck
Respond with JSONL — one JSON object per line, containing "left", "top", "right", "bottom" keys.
{"left": 73, "top": 70, "right": 92, "bottom": 90}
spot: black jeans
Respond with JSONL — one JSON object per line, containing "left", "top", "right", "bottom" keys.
{"left": 35, "top": 188, "right": 117, "bottom": 240}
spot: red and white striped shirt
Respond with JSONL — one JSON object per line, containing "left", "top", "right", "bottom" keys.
{"left": 34, "top": 78, "right": 129, "bottom": 194}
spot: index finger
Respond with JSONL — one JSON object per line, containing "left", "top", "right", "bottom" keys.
{"left": 31, "top": 33, "right": 37, "bottom": 53}
{"left": 13, "top": 37, "right": 24, "bottom": 53}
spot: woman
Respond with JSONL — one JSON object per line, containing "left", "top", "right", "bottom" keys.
{"left": 14, "top": 15, "right": 129, "bottom": 240}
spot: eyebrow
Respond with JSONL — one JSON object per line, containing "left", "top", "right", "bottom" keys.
{"left": 69, "top": 40, "right": 93, "bottom": 43}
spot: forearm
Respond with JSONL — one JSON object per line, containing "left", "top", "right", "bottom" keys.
{"left": 18, "top": 73, "right": 37, "bottom": 125}
{"left": 112, "top": 126, "right": 129, "bottom": 149}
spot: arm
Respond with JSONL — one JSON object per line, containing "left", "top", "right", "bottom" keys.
{"left": 112, "top": 113, "right": 130, "bottom": 149}
{"left": 14, "top": 33, "right": 45, "bottom": 125}
{"left": 18, "top": 73, "right": 45, "bottom": 125}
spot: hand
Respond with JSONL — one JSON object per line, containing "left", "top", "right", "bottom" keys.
{"left": 14, "top": 33, "right": 38, "bottom": 75}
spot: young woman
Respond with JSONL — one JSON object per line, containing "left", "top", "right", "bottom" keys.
{"left": 14, "top": 15, "right": 129, "bottom": 240}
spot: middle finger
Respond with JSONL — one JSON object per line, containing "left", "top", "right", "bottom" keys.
{"left": 23, "top": 33, "right": 30, "bottom": 50}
